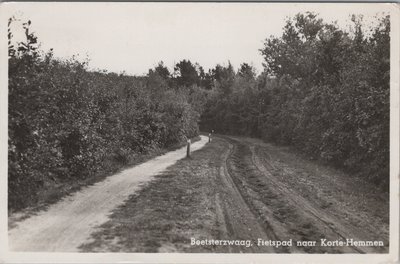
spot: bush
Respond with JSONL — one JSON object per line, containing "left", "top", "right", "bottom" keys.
{"left": 8, "top": 21, "right": 204, "bottom": 210}
{"left": 201, "top": 13, "right": 390, "bottom": 189}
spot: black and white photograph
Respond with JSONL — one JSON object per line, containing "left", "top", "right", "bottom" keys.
{"left": 0, "top": 2, "right": 399, "bottom": 263}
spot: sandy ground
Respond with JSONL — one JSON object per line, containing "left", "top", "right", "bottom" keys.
{"left": 79, "top": 136, "right": 388, "bottom": 253}
{"left": 8, "top": 135, "right": 388, "bottom": 253}
{"left": 223, "top": 136, "right": 388, "bottom": 253}
{"left": 8, "top": 136, "right": 208, "bottom": 252}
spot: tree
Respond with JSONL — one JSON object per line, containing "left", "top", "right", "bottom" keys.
{"left": 237, "top": 63, "right": 256, "bottom": 80}
{"left": 8, "top": 20, "right": 205, "bottom": 210}
{"left": 174, "top": 59, "right": 200, "bottom": 87}
{"left": 148, "top": 61, "right": 170, "bottom": 80}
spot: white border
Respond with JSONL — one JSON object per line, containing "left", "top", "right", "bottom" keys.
{"left": 0, "top": 2, "right": 398, "bottom": 263}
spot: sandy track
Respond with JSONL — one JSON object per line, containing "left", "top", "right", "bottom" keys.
{"left": 222, "top": 136, "right": 388, "bottom": 253}
{"left": 214, "top": 141, "right": 275, "bottom": 253}
{"left": 8, "top": 136, "right": 208, "bottom": 252}
{"left": 56, "top": 135, "right": 388, "bottom": 253}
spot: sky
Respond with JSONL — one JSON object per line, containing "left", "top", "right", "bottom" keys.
{"left": 2, "top": 2, "right": 392, "bottom": 76}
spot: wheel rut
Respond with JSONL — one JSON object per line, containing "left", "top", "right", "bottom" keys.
{"left": 215, "top": 138, "right": 275, "bottom": 253}
{"left": 250, "top": 145, "right": 366, "bottom": 253}
{"left": 221, "top": 136, "right": 383, "bottom": 253}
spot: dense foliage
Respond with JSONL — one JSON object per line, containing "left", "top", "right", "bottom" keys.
{"left": 8, "top": 20, "right": 205, "bottom": 210}
{"left": 8, "top": 12, "right": 390, "bottom": 210}
{"left": 201, "top": 13, "right": 390, "bottom": 189}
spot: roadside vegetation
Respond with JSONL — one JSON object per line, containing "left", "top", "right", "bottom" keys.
{"left": 8, "top": 12, "right": 390, "bottom": 211}
{"left": 8, "top": 18, "right": 204, "bottom": 210}
{"left": 201, "top": 13, "right": 390, "bottom": 189}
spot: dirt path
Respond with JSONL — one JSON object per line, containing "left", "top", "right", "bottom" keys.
{"left": 77, "top": 135, "right": 388, "bottom": 253}
{"left": 212, "top": 141, "right": 275, "bottom": 253}
{"left": 222, "top": 136, "right": 388, "bottom": 253}
{"left": 8, "top": 136, "right": 209, "bottom": 252}
{"left": 10, "top": 135, "right": 388, "bottom": 253}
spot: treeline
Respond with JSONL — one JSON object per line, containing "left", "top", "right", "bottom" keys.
{"left": 201, "top": 13, "right": 390, "bottom": 189}
{"left": 8, "top": 12, "right": 390, "bottom": 209}
{"left": 8, "top": 19, "right": 206, "bottom": 210}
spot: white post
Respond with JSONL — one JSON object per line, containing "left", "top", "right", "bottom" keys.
{"left": 186, "top": 139, "right": 191, "bottom": 158}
